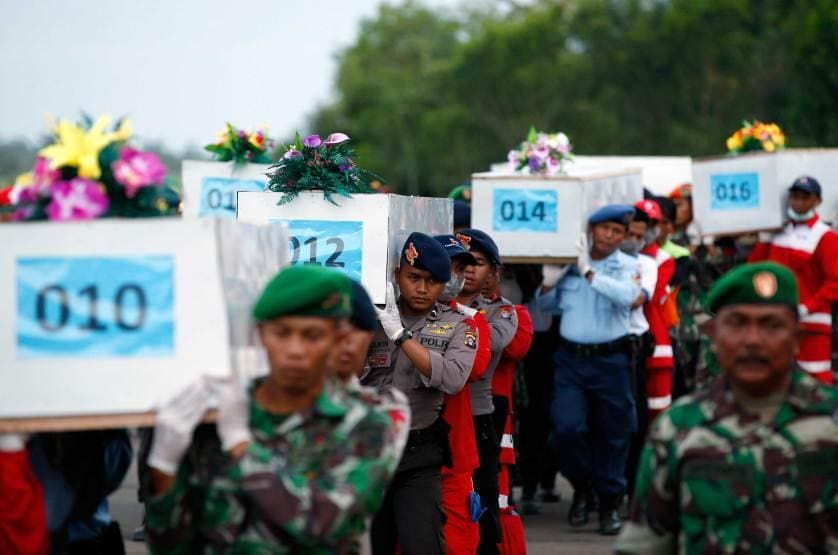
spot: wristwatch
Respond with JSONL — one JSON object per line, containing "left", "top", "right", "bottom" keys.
{"left": 394, "top": 329, "right": 414, "bottom": 347}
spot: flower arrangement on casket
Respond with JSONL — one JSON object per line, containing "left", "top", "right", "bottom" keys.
{"left": 726, "top": 120, "right": 785, "bottom": 154}
{"left": 204, "top": 122, "right": 275, "bottom": 165}
{"left": 6, "top": 115, "right": 178, "bottom": 221}
{"left": 266, "top": 132, "right": 379, "bottom": 205}
{"left": 507, "top": 126, "right": 574, "bottom": 176}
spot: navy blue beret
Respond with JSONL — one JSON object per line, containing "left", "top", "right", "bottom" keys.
{"left": 789, "top": 175, "right": 822, "bottom": 197}
{"left": 349, "top": 279, "right": 377, "bottom": 331}
{"left": 453, "top": 201, "right": 471, "bottom": 230}
{"left": 401, "top": 232, "right": 451, "bottom": 282}
{"left": 455, "top": 228, "right": 501, "bottom": 266}
{"left": 588, "top": 204, "right": 635, "bottom": 227}
{"left": 433, "top": 234, "right": 478, "bottom": 265}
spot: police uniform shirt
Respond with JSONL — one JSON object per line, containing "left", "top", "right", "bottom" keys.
{"left": 467, "top": 294, "right": 519, "bottom": 416}
{"left": 536, "top": 249, "right": 640, "bottom": 344}
{"left": 362, "top": 301, "right": 478, "bottom": 429}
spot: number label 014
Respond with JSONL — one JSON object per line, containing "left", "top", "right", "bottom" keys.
{"left": 492, "top": 189, "right": 558, "bottom": 232}
{"left": 199, "top": 177, "right": 265, "bottom": 218}
{"left": 272, "top": 219, "right": 364, "bottom": 282}
{"left": 710, "top": 172, "right": 760, "bottom": 210}
{"left": 16, "top": 256, "right": 175, "bottom": 359}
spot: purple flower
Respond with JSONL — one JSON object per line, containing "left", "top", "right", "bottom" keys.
{"left": 325, "top": 132, "right": 350, "bottom": 146}
{"left": 46, "top": 178, "right": 109, "bottom": 221}
{"left": 339, "top": 163, "right": 353, "bottom": 172}
{"left": 302, "top": 134, "right": 322, "bottom": 148}
{"left": 283, "top": 149, "right": 302, "bottom": 160}
{"left": 528, "top": 157, "right": 541, "bottom": 172}
{"left": 111, "top": 148, "right": 167, "bottom": 198}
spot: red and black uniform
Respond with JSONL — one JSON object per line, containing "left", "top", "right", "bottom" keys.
{"left": 641, "top": 241, "right": 675, "bottom": 419}
{"left": 748, "top": 214, "right": 838, "bottom": 384}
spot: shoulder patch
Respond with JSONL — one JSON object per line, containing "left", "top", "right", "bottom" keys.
{"left": 499, "top": 306, "right": 514, "bottom": 319}
{"left": 464, "top": 328, "right": 478, "bottom": 349}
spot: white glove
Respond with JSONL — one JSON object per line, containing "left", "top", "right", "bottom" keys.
{"left": 576, "top": 233, "right": 592, "bottom": 276}
{"left": 213, "top": 377, "right": 252, "bottom": 452}
{"left": 148, "top": 376, "right": 214, "bottom": 475}
{"left": 798, "top": 304, "right": 809, "bottom": 318}
{"left": 541, "top": 264, "right": 570, "bottom": 287}
{"left": 758, "top": 231, "right": 775, "bottom": 243}
{"left": 0, "top": 434, "right": 28, "bottom": 452}
{"left": 376, "top": 283, "right": 405, "bottom": 341}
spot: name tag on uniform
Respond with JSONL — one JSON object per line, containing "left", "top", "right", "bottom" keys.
{"left": 418, "top": 322, "right": 455, "bottom": 350}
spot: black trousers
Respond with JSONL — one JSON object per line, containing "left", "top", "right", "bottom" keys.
{"left": 473, "top": 413, "right": 501, "bottom": 555}
{"left": 370, "top": 441, "right": 445, "bottom": 555}
{"left": 625, "top": 335, "right": 650, "bottom": 498}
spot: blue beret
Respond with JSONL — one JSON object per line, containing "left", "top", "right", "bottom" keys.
{"left": 789, "top": 175, "right": 821, "bottom": 197}
{"left": 588, "top": 204, "right": 635, "bottom": 227}
{"left": 433, "top": 234, "right": 477, "bottom": 265}
{"left": 349, "top": 280, "right": 377, "bottom": 331}
{"left": 401, "top": 232, "right": 451, "bottom": 282}
{"left": 453, "top": 201, "right": 471, "bottom": 229}
{"left": 455, "top": 229, "right": 501, "bottom": 266}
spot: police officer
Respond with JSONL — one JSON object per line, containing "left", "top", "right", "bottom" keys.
{"left": 329, "top": 279, "right": 379, "bottom": 385}
{"left": 536, "top": 205, "right": 640, "bottom": 535}
{"left": 617, "top": 262, "right": 838, "bottom": 553}
{"left": 363, "top": 232, "right": 478, "bottom": 555}
{"left": 454, "top": 228, "right": 519, "bottom": 554}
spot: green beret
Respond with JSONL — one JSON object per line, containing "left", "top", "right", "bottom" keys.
{"left": 705, "top": 262, "right": 798, "bottom": 315}
{"left": 253, "top": 265, "right": 352, "bottom": 321}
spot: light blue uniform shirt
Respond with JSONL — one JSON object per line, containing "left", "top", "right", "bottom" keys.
{"left": 535, "top": 249, "right": 640, "bottom": 344}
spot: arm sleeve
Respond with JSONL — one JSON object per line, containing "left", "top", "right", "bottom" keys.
{"left": 234, "top": 397, "right": 410, "bottom": 546}
{"left": 589, "top": 267, "right": 642, "bottom": 308}
{"left": 503, "top": 306, "right": 533, "bottom": 362}
{"left": 427, "top": 318, "right": 478, "bottom": 394}
{"left": 0, "top": 451, "right": 49, "bottom": 555}
{"left": 614, "top": 417, "right": 679, "bottom": 554}
{"left": 468, "top": 313, "right": 492, "bottom": 383}
{"left": 649, "top": 258, "right": 675, "bottom": 305}
{"left": 640, "top": 257, "right": 658, "bottom": 303}
{"left": 488, "top": 304, "right": 519, "bottom": 354}
{"left": 534, "top": 284, "right": 561, "bottom": 313}
{"left": 747, "top": 241, "right": 770, "bottom": 263}
{"left": 805, "top": 231, "right": 838, "bottom": 314}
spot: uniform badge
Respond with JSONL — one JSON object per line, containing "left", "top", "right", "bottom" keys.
{"left": 753, "top": 271, "right": 777, "bottom": 299}
{"left": 499, "top": 306, "right": 514, "bottom": 319}
{"left": 479, "top": 308, "right": 489, "bottom": 316}
{"left": 321, "top": 291, "right": 342, "bottom": 309}
{"left": 425, "top": 322, "right": 454, "bottom": 336}
{"left": 405, "top": 242, "right": 419, "bottom": 266}
{"left": 464, "top": 329, "right": 477, "bottom": 349}
{"left": 455, "top": 233, "right": 471, "bottom": 250}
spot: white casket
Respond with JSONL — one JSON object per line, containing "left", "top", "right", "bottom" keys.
{"left": 692, "top": 149, "right": 838, "bottom": 235}
{"left": 0, "top": 218, "right": 286, "bottom": 430}
{"left": 181, "top": 160, "right": 271, "bottom": 219}
{"left": 237, "top": 192, "right": 452, "bottom": 303}
{"left": 471, "top": 167, "right": 644, "bottom": 262}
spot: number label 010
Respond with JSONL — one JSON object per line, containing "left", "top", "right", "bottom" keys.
{"left": 272, "top": 219, "right": 364, "bottom": 282}
{"left": 16, "top": 256, "right": 175, "bottom": 359}
{"left": 492, "top": 189, "right": 558, "bottom": 232}
{"left": 710, "top": 172, "right": 760, "bottom": 210}
{"left": 199, "top": 177, "right": 265, "bottom": 218}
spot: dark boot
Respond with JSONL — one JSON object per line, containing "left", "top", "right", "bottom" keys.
{"left": 567, "top": 489, "right": 589, "bottom": 527}
{"left": 598, "top": 494, "right": 622, "bottom": 536}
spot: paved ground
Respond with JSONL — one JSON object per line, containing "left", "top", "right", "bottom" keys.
{"left": 111, "top": 441, "right": 615, "bottom": 554}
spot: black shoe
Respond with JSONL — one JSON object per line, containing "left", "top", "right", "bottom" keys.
{"left": 599, "top": 508, "right": 622, "bottom": 535}
{"left": 567, "top": 491, "right": 589, "bottom": 527}
{"left": 539, "top": 489, "right": 561, "bottom": 503}
{"left": 586, "top": 487, "right": 599, "bottom": 513}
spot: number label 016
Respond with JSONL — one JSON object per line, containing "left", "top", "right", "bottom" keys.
{"left": 16, "top": 256, "right": 175, "bottom": 359}
{"left": 272, "top": 219, "right": 364, "bottom": 282}
{"left": 492, "top": 189, "right": 558, "bottom": 232}
{"left": 199, "top": 177, "right": 265, "bottom": 218}
{"left": 710, "top": 172, "right": 760, "bottom": 210}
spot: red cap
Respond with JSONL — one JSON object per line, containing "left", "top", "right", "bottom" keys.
{"left": 634, "top": 199, "right": 662, "bottom": 221}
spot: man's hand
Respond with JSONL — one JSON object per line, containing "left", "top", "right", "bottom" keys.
{"left": 376, "top": 283, "right": 405, "bottom": 341}
{"left": 148, "top": 376, "right": 215, "bottom": 476}
{"left": 542, "top": 264, "right": 570, "bottom": 288}
{"left": 214, "top": 377, "right": 252, "bottom": 458}
{"left": 576, "top": 233, "right": 592, "bottom": 277}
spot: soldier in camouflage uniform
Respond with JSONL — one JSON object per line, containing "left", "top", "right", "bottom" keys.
{"left": 616, "top": 262, "right": 838, "bottom": 554}
{"left": 144, "top": 265, "right": 410, "bottom": 554}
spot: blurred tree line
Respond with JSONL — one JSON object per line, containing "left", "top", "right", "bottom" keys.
{"left": 311, "top": 0, "right": 838, "bottom": 196}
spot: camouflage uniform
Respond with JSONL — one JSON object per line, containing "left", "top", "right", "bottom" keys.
{"left": 616, "top": 369, "right": 838, "bottom": 554}
{"left": 145, "top": 379, "right": 409, "bottom": 555}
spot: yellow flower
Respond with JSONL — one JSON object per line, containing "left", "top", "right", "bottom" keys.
{"left": 112, "top": 118, "right": 133, "bottom": 142}
{"left": 39, "top": 116, "right": 116, "bottom": 179}
{"left": 14, "top": 171, "right": 33, "bottom": 187}
{"left": 726, "top": 133, "right": 743, "bottom": 151}
{"left": 762, "top": 140, "right": 776, "bottom": 152}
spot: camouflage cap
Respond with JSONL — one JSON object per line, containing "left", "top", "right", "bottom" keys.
{"left": 253, "top": 265, "right": 351, "bottom": 321}
{"left": 705, "top": 261, "right": 798, "bottom": 315}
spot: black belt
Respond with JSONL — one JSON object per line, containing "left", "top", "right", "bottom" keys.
{"left": 559, "top": 336, "right": 630, "bottom": 358}
{"left": 407, "top": 418, "right": 446, "bottom": 447}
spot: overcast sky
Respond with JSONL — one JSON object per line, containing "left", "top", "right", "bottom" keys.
{"left": 1, "top": 0, "right": 457, "bottom": 150}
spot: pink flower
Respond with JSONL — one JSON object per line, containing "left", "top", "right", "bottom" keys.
{"left": 32, "top": 157, "right": 59, "bottom": 190}
{"left": 325, "top": 132, "right": 350, "bottom": 146}
{"left": 111, "top": 148, "right": 167, "bottom": 198}
{"left": 46, "top": 178, "right": 109, "bottom": 221}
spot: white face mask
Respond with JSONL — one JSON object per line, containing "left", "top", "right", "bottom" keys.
{"left": 442, "top": 273, "right": 465, "bottom": 299}
{"left": 788, "top": 206, "right": 816, "bottom": 222}
{"left": 643, "top": 226, "right": 660, "bottom": 245}
{"left": 619, "top": 238, "right": 645, "bottom": 256}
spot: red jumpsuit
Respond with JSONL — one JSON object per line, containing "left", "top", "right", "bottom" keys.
{"left": 0, "top": 449, "right": 50, "bottom": 555}
{"left": 748, "top": 214, "right": 838, "bottom": 384}
{"left": 441, "top": 301, "right": 491, "bottom": 555}
{"left": 492, "top": 305, "right": 532, "bottom": 555}
{"left": 641, "top": 242, "right": 675, "bottom": 419}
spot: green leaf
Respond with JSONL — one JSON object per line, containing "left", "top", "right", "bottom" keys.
{"left": 527, "top": 125, "right": 538, "bottom": 144}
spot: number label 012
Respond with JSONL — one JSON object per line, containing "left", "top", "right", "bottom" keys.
{"left": 272, "top": 219, "right": 364, "bottom": 282}
{"left": 16, "top": 256, "right": 175, "bottom": 359}
{"left": 492, "top": 189, "right": 558, "bottom": 232}
{"left": 199, "top": 177, "right": 265, "bottom": 218}
{"left": 710, "top": 172, "right": 759, "bottom": 210}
